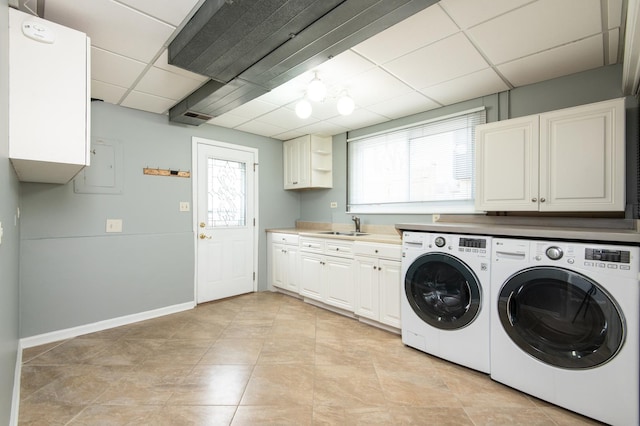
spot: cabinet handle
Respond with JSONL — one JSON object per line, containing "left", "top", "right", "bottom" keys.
{"left": 540, "top": 197, "right": 546, "bottom": 202}
{"left": 293, "top": 181, "right": 298, "bottom": 184}
{"left": 373, "top": 266, "right": 377, "bottom": 270}
{"left": 531, "top": 198, "right": 537, "bottom": 202}
{"left": 375, "top": 249, "right": 378, "bottom": 253}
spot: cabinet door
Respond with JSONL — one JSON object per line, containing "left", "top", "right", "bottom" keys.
{"left": 354, "top": 257, "right": 379, "bottom": 320}
{"left": 299, "top": 252, "right": 324, "bottom": 301}
{"left": 271, "top": 243, "right": 286, "bottom": 289}
{"left": 9, "top": 9, "right": 90, "bottom": 183}
{"left": 475, "top": 116, "right": 539, "bottom": 211}
{"left": 297, "top": 136, "right": 311, "bottom": 188}
{"left": 379, "top": 259, "right": 401, "bottom": 328}
{"left": 284, "top": 246, "right": 299, "bottom": 293}
{"left": 324, "top": 256, "right": 354, "bottom": 311}
{"left": 539, "top": 98, "right": 625, "bottom": 211}
{"left": 283, "top": 140, "right": 300, "bottom": 189}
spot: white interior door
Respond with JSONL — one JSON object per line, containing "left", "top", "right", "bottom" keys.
{"left": 194, "top": 139, "right": 257, "bottom": 303}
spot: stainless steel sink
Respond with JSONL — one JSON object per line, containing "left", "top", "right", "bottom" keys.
{"left": 316, "top": 231, "right": 369, "bottom": 236}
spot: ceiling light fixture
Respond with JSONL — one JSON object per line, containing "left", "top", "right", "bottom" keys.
{"left": 294, "top": 72, "right": 356, "bottom": 119}
{"left": 307, "top": 72, "right": 326, "bottom": 102}
{"left": 337, "top": 91, "right": 355, "bottom": 116}
{"left": 295, "top": 98, "right": 312, "bottom": 119}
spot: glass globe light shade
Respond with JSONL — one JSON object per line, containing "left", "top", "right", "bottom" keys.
{"left": 295, "top": 99, "right": 312, "bottom": 119}
{"left": 337, "top": 94, "right": 355, "bottom": 116}
{"left": 307, "top": 78, "right": 326, "bottom": 102}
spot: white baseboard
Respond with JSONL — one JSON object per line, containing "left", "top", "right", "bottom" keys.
{"left": 9, "top": 340, "right": 22, "bottom": 426}
{"left": 20, "top": 301, "right": 195, "bottom": 349}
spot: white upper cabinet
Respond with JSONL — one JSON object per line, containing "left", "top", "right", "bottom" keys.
{"left": 475, "top": 98, "right": 625, "bottom": 212}
{"left": 283, "top": 135, "right": 332, "bottom": 190}
{"left": 9, "top": 9, "right": 91, "bottom": 184}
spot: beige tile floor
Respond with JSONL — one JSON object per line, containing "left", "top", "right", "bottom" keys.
{"left": 19, "top": 292, "right": 601, "bottom": 425}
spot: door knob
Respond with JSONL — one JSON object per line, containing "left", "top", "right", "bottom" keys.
{"left": 199, "top": 233, "right": 212, "bottom": 240}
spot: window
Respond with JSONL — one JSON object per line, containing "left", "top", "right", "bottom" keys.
{"left": 347, "top": 108, "right": 486, "bottom": 213}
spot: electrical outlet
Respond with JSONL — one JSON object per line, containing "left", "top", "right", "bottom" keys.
{"left": 106, "top": 219, "right": 123, "bottom": 233}
{"left": 180, "top": 201, "right": 190, "bottom": 212}
{"left": 330, "top": 202, "right": 338, "bottom": 208}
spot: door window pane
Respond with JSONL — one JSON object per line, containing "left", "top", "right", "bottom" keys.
{"left": 207, "top": 158, "right": 246, "bottom": 227}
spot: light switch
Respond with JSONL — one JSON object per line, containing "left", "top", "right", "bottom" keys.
{"left": 180, "top": 201, "right": 190, "bottom": 212}
{"left": 106, "top": 219, "right": 123, "bottom": 233}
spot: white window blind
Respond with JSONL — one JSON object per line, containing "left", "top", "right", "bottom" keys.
{"left": 348, "top": 108, "right": 486, "bottom": 213}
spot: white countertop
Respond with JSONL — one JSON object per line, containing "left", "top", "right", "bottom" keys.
{"left": 395, "top": 222, "right": 640, "bottom": 245}
{"left": 266, "top": 228, "right": 402, "bottom": 245}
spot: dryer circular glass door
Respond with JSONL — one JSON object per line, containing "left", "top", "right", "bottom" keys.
{"left": 498, "top": 266, "right": 625, "bottom": 369}
{"left": 404, "top": 252, "right": 481, "bottom": 330}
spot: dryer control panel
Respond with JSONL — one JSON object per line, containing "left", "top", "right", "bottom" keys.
{"left": 496, "top": 239, "right": 640, "bottom": 276}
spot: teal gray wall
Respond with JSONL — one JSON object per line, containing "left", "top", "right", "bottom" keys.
{"left": 300, "top": 64, "right": 630, "bottom": 226}
{"left": 19, "top": 101, "right": 299, "bottom": 337}
{"left": 0, "top": 0, "right": 22, "bottom": 422}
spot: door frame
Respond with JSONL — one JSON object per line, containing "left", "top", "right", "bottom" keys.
{"left": 191, "top": 136, "right": 260, "bottom": 303}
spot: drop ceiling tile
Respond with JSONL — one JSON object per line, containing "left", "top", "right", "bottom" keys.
{"left": 468, "top": 0, "right": 601, "bottom": 65}
{"left": 134, "top": 67, "right": 206, "bottom": 101}
{"left": 291, "top": 121, "right": 350, "bottom": 138}
{"left": 352, "top": 5, "right": 459, "bottom": 65}
{"left": 91, "top": 80, "right": 128, "bottom": 104}
{"left": 420, "top": 68, "right": 509, "bottom": 105}
{"left": 235, "top": 120, "right": 288, "bottom": 138}
{"left": 273, "top": 131, "right": 306, "bottom": 141}
{"left": 384, "top": 32, "right": 489, "bottom": 88}
{"left": 343, "top": 68, "right": 414, "bottom": 107}
{"left": 154, "top": 50, "right": 209, "bottom": 82}
{"left": 366, "top": 92, "right": 440, "bottom": 119}
{"left": 257, "top": 74, "right": 310, "bottom": 105}
{"left": 45, "top": 0, "right": 176, "bottom": 63}
{"left": 206, "top": 113, "right": 251, "bottom": 129}
{"left": 91, "top": 47, "right": 146, "bottom": 88}
{"left": 120, "top": 90, "right": 175, "bottom": 115}
{"left": 439, "top": 0, "right": 532, "bottom": 29}
{"left": 327, "top": 108, "right": 388, "bottom": 131}
{"left": 116, "top": 0, "right": 202, "bottom": 26}
{"left": 229, "top": 99, "right": 280, "bottom": 119}
{"left": 256, "top": 107, "right": 311, "bottom": 130}
{"left": 498, "top": 35, "right": 604, "bottom": 87}
{"left": 315, "top": 50, "right": 377, "bottom": 84}
{"left": 297, "top": 99, "right": 345, "bottom": 121}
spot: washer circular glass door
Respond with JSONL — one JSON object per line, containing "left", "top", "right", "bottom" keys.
{"left": 498, "top": 266, "right": 625, "bottom": 369}
{"left": 405, "top": 252, "right": 481, "bottom": 330}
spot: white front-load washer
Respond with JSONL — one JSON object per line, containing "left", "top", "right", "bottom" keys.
{"left": 490, "top": 238, "right": 639, "bottom": 426}
{"left": 401, "top": 231, "right": 491, "bottom": 373}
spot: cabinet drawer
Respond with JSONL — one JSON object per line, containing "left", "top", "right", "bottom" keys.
{"left": 326, "top": 241, "right": 354, "bottom": 258}
{"left": 300, "top": 237, "right": 324, "bottom": 253}
{"left": 354, "top": 242, "right": 401, "bottom": 260}
{"left": 271, "top": 232, "right": 299, "bottom": 245}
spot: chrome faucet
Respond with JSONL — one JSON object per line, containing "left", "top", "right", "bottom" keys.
{"left": 352, "top": 215, "right": 361, "bottom": 233}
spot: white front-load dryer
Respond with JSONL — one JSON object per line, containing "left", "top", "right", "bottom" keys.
{"left": 401, "top": 231, "right": 491, "bottom": 373}
{"left": 491, "top": 238, "right": 639, "bottom": 426}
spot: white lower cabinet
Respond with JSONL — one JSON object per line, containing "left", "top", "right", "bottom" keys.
{"left": 270, "top": 233, "right": 299, "bottom": 293}
{"left": 299, "top": 237, "right": 355, "bottom": 311}
{"left": 354, "top": 242, "right": 402, "bottom": 328}
{"left": 269, "top": 233, "right": 401, "bottom": 330}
